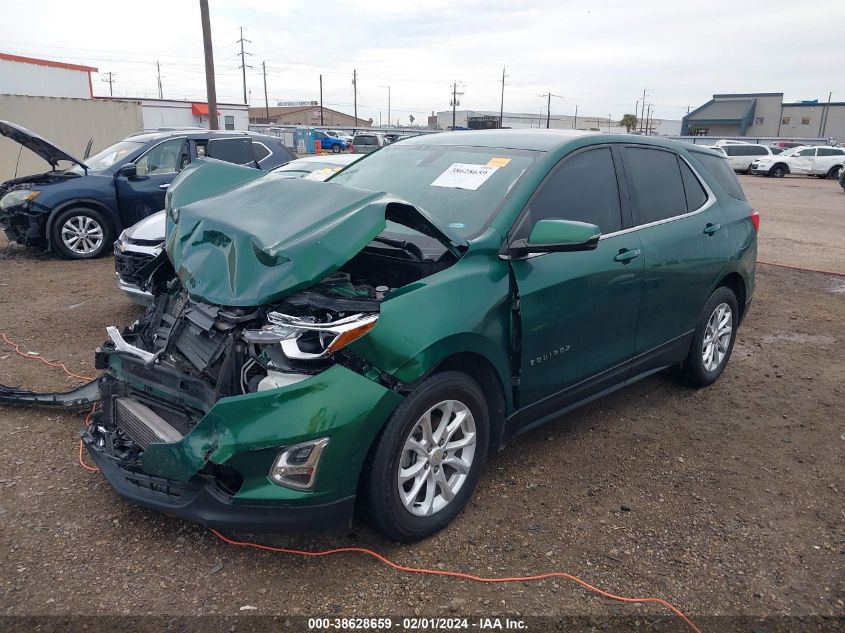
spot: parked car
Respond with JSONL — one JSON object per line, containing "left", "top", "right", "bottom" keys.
{"left": 70, "top": 130, "right": 756, "bottom": 541}
{"left": 703, "top": 145, "right": 727, "bottom": 156}
{"left": 0, "top": 121, "right": 295, "bottom": 259}
{"left": 840, "top": 164, "right": 845, "bottom": 192}
{"left": 750, "top": 146, "right": 845, "bottom": 179}
{"left": 325, "top": 129, "right": 354, "bottom": 144}
{"left": 352, "top": 133, "right": 386, "bottom": 154}
{"left": 114, "top": 153, "right": 361, "bottom": 304}
{"left": 717, "top": 142, "right": 774, "bottom": 173}
{"left": 313, "top": 130, "right": 347, "bottom": 153}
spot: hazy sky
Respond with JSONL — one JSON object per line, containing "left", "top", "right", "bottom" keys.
{"left": 1, "top": 0, "right": 843, "bottom": 124}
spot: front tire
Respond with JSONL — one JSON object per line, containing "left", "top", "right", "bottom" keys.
{"left": 365, "top": 371, "right": 489, "bottom": 542}
{"left": 680, "top": 286, "right": 739, "bottom": 388}
{"left": 770, "top": 164, "right": 787, "bottom": 178}
{"left": 331, "top": 144, "right": 343, "bottom": 154}
{"left": 50, "top": 207, "right": 112, "bottom": 259}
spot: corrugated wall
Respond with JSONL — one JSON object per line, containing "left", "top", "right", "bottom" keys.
{"left": 0, "top": 95, "right": 143, "bottom": 181}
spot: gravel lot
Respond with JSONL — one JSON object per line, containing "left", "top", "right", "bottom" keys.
{"left": 0, "top": 175, "right": 843, "bottom": 631}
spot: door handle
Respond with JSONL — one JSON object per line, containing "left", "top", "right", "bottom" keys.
{"left": 613, "top": 248, "right": 641, "bottom": 263}
{"left": 703, "top": 223, "right": 721, "bottom": 235}
{"left": 159, "top": 183, "right": 170, "bottom": 190}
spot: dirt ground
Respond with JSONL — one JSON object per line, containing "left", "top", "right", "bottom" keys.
{"left": 0, "top": 175, "right": 843, "bottom": 631}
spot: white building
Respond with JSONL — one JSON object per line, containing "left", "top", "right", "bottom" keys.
{"left": 434, "top": 109, "right": 680, "bottom": 136}
{"left": 0, "top": 52, "right": 97, "bottom": 99}
{"left": 121, "top": 98, "right": 250, "bottom": 131}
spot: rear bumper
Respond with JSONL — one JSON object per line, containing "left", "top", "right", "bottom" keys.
{"left": 82, "top": 432, "right": 355, "bottom": 533}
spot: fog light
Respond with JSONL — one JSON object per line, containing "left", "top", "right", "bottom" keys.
{"left": 269, "top": 437, "right": 330, "bottom": 490}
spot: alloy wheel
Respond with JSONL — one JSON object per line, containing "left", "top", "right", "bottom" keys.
{"left": 702, "top": 302, "right": 733, "bottom": 372}
{"left": 61, "top": 215, "right": 104, "bottom": 255}
{"left": 397, "top": 399, "right": 477, "bottom": 517}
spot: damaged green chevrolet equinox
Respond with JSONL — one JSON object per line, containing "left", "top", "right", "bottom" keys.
{"left": 66, "top": 130, "right": 756, "bottom": 542}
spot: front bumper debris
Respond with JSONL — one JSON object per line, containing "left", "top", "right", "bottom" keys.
{"left": 82, "top": 431, "right": 356, "bottom": 532}
{"left": 0, "top": 378, "right": 102, "bottom": 406}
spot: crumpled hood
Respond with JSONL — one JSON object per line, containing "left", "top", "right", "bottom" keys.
{"left": 0, "top": 120, "right": 88, "bottom": 170}
{"left": 166, "top": 158, "right": 463, "bottom": 307}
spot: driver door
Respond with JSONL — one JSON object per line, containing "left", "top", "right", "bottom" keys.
{"left": 115, "top": 137, "right": 187, "bottom": 227}
{"left": 508, "top": 146, "right": 644, "bottom": 414}
{"left": 790, "top": 147, "right": 816, "bottom": 174}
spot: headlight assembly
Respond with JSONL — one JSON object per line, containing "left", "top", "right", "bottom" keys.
{"left": 265, "top": 311, "right": 378, "bottom": 361}
{"left": 0, "top": 189, "right": 39, "bottom": 210}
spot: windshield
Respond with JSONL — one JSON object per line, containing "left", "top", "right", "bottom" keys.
{"left": 781, "top": 147, "right": 808, "bottom": 157}
{"left": 330, "top": 143, "right": 541, "bottom": 238}
{"left": 272, "top": 160, "right": 345, "bottom": 181}
{"left": 69, "top": 140, "right": 143, "bottom": 174}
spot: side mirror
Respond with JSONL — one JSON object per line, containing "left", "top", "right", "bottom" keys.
{"left": 509, "top": 219, "right": 601, "bottom": 259}
{"left": 116, "top": 163, "right": 137, "bottom": 179}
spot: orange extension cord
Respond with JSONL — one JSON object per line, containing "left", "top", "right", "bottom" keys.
{"left": 0, "top": 332, "right": 709, "bottom": 631}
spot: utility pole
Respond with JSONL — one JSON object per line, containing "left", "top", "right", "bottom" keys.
{"left": 380, "top": 85, "right": 391, "bottom": 128}
{"left": 499, "top": 66, "right": 506, "bottom": 129}
{"left": 546, "top": 93, "right": 551, "bottom": 128}
{"left": 156, "top": 61, "right": 163, "bottom": 99}
{"left": 450, "top": 82, "right": 464, "bottom": 130}
{"left": 319, "top": 74, "right": 324, "bottom": 126}
{"left": 352, "top": 69, "right": 357, "bottom": 131}
{"left": 819, "top": 91, "right": 832, "bottom": 137}
{"left": 573, "top": 104, "right": 578, "bottom": 129}
{"left": 608, "top": 114, "right": 612, "bottom": 133}
{"left": 638, "top": 88, "right": 647, "bottom": 133}
{"left": 199, "top": 0, "right": 218, "bottom": 129}
{"left": 645, "top": 103, "right": 652, "bottom": 135}
{"left": 262, "top": 60, "right": 269, "bottom": 122}
{"left": 237, "top": 27, "right": 252, "bottom": 105}
{"left": 102, "top": 72, "right": 115, "bottom": 97}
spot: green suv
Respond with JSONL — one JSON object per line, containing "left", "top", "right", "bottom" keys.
{"left": 78, "top": 130, "right": 756, "bottom": 541}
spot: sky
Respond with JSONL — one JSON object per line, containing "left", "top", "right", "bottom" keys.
{"left": 1, "top": 0, "right": 843, "bottom": 125}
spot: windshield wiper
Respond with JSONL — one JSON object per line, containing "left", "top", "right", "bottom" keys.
{"left": 370, "top": 236, "right": 425, "bottom": 261}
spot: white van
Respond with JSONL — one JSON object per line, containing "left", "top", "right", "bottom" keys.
{"left": 719, "top": 143, "right": 774, "bottom": 173}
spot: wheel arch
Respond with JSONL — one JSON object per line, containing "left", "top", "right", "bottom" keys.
{"left": 716, "top": 271, "right": 747, "bottom": 322}
{"left": 45, "top": 199, "right": 118, "bottom": 251}
{"left": 428, "top": 352, "right": 509, "bottom": 452}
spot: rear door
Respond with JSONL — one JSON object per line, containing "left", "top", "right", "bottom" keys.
{"left": 814, "top": 147, "right": 845, "bottom": 175}
{"left": 114, "top": 137, "right": 187, "bottom": 227}
{"left": 620, "top": 145, "right": 729, "bottom": 367}
{"left": 510, "top": 145, "right": 644, "bottom": 410}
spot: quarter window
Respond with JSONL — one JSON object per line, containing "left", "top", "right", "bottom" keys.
{"left": 692, "top": 151, "right": 746, "bottom": 201}
{"left": 528, "top": 147, "right": 622, "bottom": 234}
{"left": 252, "top": 142, "right": 271, "bottom": 163}
{"left": 680, "top": 161, "right": 708, "bottom": 211}
{"left": 622, "top": 147, "right": 687, "bottom": 225}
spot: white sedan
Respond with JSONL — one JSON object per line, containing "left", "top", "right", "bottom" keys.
{"left": 751, "top": 146, "right": 845, "bottom": 179}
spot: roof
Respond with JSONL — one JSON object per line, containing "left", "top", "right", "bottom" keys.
{"left": 249, "top": 105, "right": 370, "bottom": 125}
{"left": 712, "top": 92, "right": 783, "bottom": 98}
{"left": 0, "top": 52, "right": 97, "bottom": 73}
{"left": 686, "top": 99, "right": 755, "bottom": 122}
{"left": 401, "top": 129, "right": 596, "bottom": 151}
{"left": 126, "top": 130, "right": 255, "bottom": 143}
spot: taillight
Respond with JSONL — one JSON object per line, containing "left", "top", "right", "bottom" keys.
{"left": 750, "top": 210, "right": 760, "bottom": 232}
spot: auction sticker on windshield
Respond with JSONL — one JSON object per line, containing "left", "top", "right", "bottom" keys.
{"left": 431, "top": 163, "right": 498, "bottom": 190}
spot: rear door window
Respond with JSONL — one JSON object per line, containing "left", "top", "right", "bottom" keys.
{"left": 692, "top": 152, "right": 747, "bottom": 201}
{"left": 622, "top": 147, "right": 687, "bottom": 225}
{"left": 817, "top": 148, "right": 844, "bottom": 157}
{"left": 748, "top": 146, "right": 768, "bottom": 156}
{"left": 206, "top": 137, "right": 255, "bottom": 165}
{"left": 527, "top": 147, "right": 622, "bottom": 234}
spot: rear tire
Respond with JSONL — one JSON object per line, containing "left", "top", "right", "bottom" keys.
{"left": 331, "top": 144, "right": 342, "bottom": 154}
{"left": 680, "top": 286, "right": 739, "bottom": 388}
{"left": 827, "top": 165, "right": 842, "bottom": 180}
{"left": 364, "top": 371, "right": 489, "bottom": 542}
{"left": 50, "top": 207, "right": 113, "bottom": 260}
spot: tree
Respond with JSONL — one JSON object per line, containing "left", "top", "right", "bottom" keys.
{"left": 619, "top": 113, "right": 638, "bottom": 133}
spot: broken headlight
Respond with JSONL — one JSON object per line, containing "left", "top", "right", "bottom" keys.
{"left": 264, "top": 311, "right": 378, "bottom": 361}
{"left": 0, "top": 189, "right": 39, "bottom": 210}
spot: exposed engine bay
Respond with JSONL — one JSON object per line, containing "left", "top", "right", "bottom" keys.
{"left": 88, "top": 240, "right": 457, "bottom": 460}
